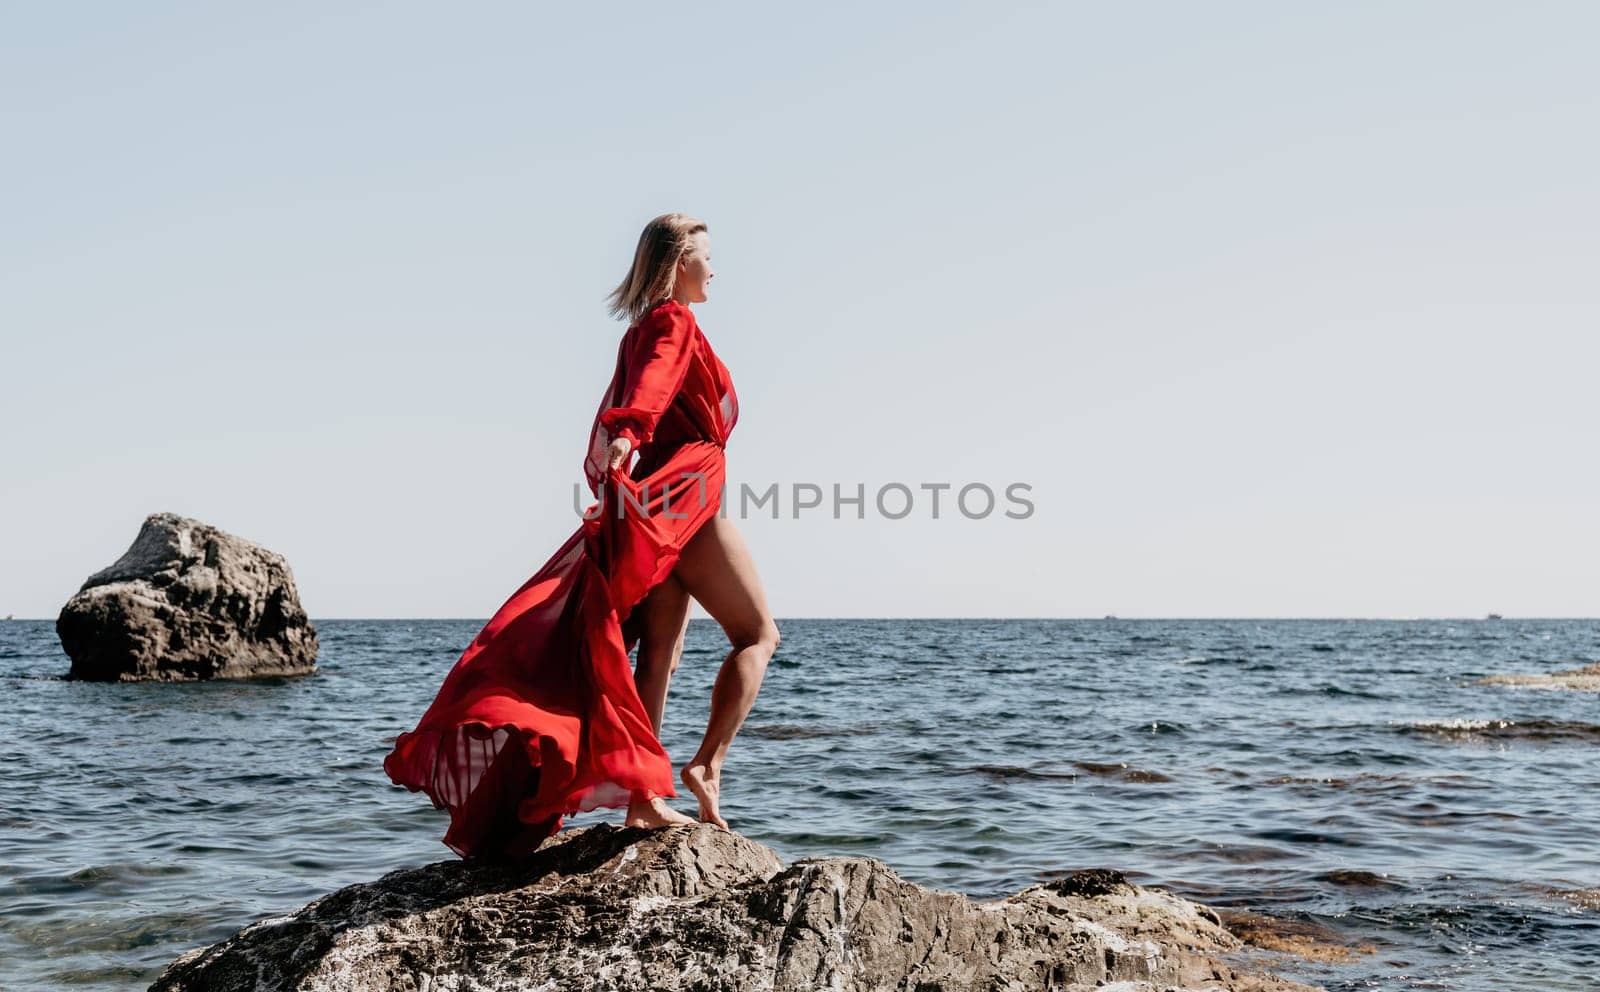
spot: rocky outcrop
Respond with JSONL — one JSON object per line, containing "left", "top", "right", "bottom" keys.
{"left": 151, "top": 823, "right": 1321, "bottom": 992}
{"left": 1476, "top": 662, "right": 1600, "bottom": 691}
{"left": 58, "top": 512, "right": 318, "bottom": 681}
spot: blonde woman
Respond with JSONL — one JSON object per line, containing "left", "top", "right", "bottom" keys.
{"left": 385, "top": 213, "right": 780, "bottom": 861}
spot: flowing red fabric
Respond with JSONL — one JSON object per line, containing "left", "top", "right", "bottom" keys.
{"left": 383, "top": 299, "right": 739, "bottom": 860}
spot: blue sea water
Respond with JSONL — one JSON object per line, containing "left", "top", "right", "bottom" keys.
{"left": 1, "top": 617, "right": 1597, "bottom": 991}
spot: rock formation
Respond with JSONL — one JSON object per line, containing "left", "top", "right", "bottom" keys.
{"left": 58, "top": 512, "right": 318, "bottom": 681}
{"left": 1475, "top": 662, "right": 1600, "bottom": 691}
{"left": 152, "top": 822, "right": 1321, "bottom": 992}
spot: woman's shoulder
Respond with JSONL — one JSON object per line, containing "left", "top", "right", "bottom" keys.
{"left": 636, "top": 298, "right": 699, "bottom": 334}
{"left": 651, "top": 297, "right": 693, "bottom": 319}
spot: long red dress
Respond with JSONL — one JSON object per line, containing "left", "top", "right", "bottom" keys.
{"left": 383, "top": 298, "right": 739, "bottom": 860}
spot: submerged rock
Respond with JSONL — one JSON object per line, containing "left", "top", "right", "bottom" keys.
{"left": 1216, "top": 909, "right": 1376, "bottom": 965}
{"left": 1475, "top": 662, "right": 1600, "bottom": 691}
{"left": 58, "top": 512, "right": 318, "bottom": 681}
{"left": 151, "top": 823, "right": 1321, "bottom": 992}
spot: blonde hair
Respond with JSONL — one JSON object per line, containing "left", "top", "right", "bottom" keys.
{"left": 605, "top": 212, "right": 708, "bottom": 324}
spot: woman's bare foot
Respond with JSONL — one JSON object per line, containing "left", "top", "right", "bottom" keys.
{"left": 680, "top": 761, "right": 729, "bottom": 830}
{"left": 623, "top": 791, "right": 696, "bottom": 829}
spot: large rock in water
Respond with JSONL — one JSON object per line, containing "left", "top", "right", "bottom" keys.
{"left": 58, "top": 512, "right": 318, "bottom": 681}
{"left": 151, "top": 823, "right": 1321, "bottom": 992}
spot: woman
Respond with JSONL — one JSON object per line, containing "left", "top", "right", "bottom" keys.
{"left": 383, "top": 213, "right": 780, "bottom": 860}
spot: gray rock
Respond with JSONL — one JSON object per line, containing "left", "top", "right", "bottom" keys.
{"left": 1475, "top": 662, "right": 1600, "bottom": 691}
{"left": 58, "top": 511, "right": 318, "bottom": 681}
{"left": 151, "top": 823, "right": 1321, "bottom": 992}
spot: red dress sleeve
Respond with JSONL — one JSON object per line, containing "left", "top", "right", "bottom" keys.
{"left": 598, "top": 303, "right": 696, "bottom": 450}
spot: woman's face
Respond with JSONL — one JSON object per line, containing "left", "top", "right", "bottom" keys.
{"left": 675, "top": 231, "right": 714, "bottom": 303}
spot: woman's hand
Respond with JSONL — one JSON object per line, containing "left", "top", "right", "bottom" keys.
{"left": 606, "top": 436, "right": 633, "bottom": 472}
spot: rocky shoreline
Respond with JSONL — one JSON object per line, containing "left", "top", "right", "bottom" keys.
{"left": 151, "top": 822, "right": 1322, "bottom": 992}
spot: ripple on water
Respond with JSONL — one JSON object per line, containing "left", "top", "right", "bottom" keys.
{"left": 40, "top": 964, "right": 153, "bottom": 988}
{"left": 9, "top": 910, "right": 218, "bottom": 954}
{"left": 967, "top": 763, "right": 1079, "bottom": 781}
{"left": 1181, "top": 842, "right": 1302, "bottom": 865}
{"left": 1312, "top": 869, "right": 1408, "bottom": 890}
{"left": 1130, "top": 720, "right": 1191, "bottom": 735}
{"left": 743, "top": 722, "right": 880, "bottom": 740}
{"left": 1071, "top": 760, "right": 1174, "bottom": 783}
{"left": 1254, "top": 770, "right": 1487, "bottom": 796}
{"left": 1250, "top": 827, "right": 1369, "bottom": 848}
{"left": 2, "top": 863, "right": 188, "bottom": 899}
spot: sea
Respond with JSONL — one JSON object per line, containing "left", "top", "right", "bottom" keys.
{"left": 1, "top": 617, "right": 1596, "bottom": 991}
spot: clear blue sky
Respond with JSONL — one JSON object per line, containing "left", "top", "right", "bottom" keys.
{"left": 3, "top": 2, "right": 1596, "bottom": 619}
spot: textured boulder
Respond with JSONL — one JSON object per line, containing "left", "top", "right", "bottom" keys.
{"left": 152, "top": 823, "right": 1320, "bottom": 992}
{"left": 58, "top": 512, "right": 318, "bottom": 681}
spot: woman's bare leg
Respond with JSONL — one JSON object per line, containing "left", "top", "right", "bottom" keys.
{"left": 624, "top": 572, "right": 696, "bottom": 829}
{"left": 631, "top": 571, "right": 692, "bottom": 738}
{"left": 670, "top": 513, "right": 781, "bottom": 830}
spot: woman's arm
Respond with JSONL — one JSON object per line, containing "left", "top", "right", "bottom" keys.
{"left": 599, "top": 303, "right": 696, "bottom": 452}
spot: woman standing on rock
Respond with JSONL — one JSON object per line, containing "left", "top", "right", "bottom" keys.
{"left": 384, "top": 213, "right": 781, "bottom": 860}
